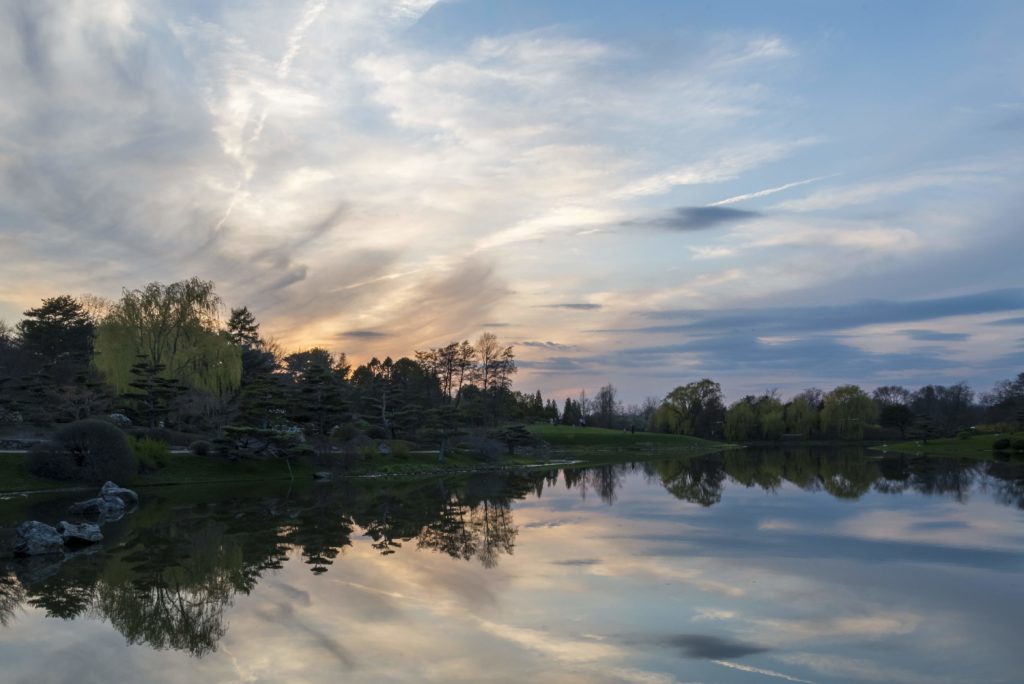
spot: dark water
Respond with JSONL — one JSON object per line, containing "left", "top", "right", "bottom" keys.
{"left": 2, "top": 448, "right": 1023, "bottom": 683}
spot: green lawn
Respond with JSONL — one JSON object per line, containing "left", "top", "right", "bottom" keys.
{"left": 878, "top": 432, "right": 1024, "bottom": 459}
{"left": 527, "top": 424, "right": 728, "bottom": 450}
{"left": 0, "top": 451, "right": 71, "bottom": 493}
{"left": 0, "top": 451, "right": 314, "bottom": 494}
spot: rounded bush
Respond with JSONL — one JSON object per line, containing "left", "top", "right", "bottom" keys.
{"left": 27, "top": 419, "right": 137, "bottom": 483}
{"left": 993, "top": 438, "right": 1011, "bottom": 451}
{"left": 190, "top": 440, "right": 212, "bottom": 456}
{"left": 1012, "top": 438, "right": 1024, "bottom": 452}
{"left": 956, "top": 431, "right": 972, "bottom": 440}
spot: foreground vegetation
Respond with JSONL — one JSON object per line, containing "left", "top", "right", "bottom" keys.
{"left": 879, "top": 431, "right": 1024, "bottom": 459}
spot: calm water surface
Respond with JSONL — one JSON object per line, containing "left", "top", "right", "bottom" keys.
{"left": 2, "top": 448, "right": 1023, "bottom": 683}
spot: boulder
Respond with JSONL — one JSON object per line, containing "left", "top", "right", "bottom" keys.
{"left": 56, "top": 521, "right": 103, "bottom": 546}
{"left": 68, "top": 495, "right": 127, "bottom": 522}
{"left": 99, "top": 481, "right": 139, "bottom": 505}
{"left": 13, "top": 521, "right": 64, "bottom": 557}
{"left": 312, "top": 471, "right": 332, "bottom": 481}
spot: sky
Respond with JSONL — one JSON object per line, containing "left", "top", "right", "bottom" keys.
{"left": 0, "top": 0, "right": 1022, "bottom": 404}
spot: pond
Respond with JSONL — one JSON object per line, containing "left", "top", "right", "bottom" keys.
{"left": 2, "top": 447, "right": 1023, "bottom": 683}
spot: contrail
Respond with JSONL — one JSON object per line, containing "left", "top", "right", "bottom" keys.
{"left": 707, "top": 175, "right": 834, "bottom": 206}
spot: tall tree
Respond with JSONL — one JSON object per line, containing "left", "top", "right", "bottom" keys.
{"left": 652, "top": 379, "right": 726, "bottom": 438}
{"left": 17, "top": 295, "right": 95, "bottom": 382}
{"left": 821, "top": 385, "right": 876, "bottom": 439}
{"left": 94, "top": 278, "right": 241, "bottom": 397}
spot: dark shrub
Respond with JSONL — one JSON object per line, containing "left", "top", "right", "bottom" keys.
{"left": 956, "top": 431, "right": 972, "bottom": 440}
{"left": 993, "top": 438, "right": 1011, "bottom": 451}
{"left": 190, "top": 440, "right": 212, "bottom": 456}
{"left": 1012, "top": 438, "right": 1024, "bottom": 452}
{"left": 366, "top": 424, "right": 388, "bottom": 439}
{"left": 27, "top": 419, "right": 137, "bottom": 483}
{"left": 458, "top": 434, "right": 504, "bottom": 463}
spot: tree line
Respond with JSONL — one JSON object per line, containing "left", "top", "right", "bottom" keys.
{"left": 562, "top": 375, "right": 1024, "bottom": 442}
{"left": 2, "top": 277, "right": 1021, "bottom": 452}
{"left": 0, "top": 278, "right": 551, "bottom": 461}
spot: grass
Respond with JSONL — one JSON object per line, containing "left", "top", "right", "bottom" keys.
{"left": 1, "top": 426, "right": 732, "bottom": 494}
{"left": 527, "top": 423, "right": 719, "bottom": 448}
{"left": 878, "top": 431, "right": 1024, "bottom": 459}
{"left": 526, "top": 424, "right": 734, "bottom": 464}
{"left": 0, "top": 451, "right": 71, "bottom": 493}
{"left": 0, "top": 450, "right": 314, "bottom": 495}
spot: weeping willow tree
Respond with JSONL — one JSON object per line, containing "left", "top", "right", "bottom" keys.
{"left": 94, "top": 278, "right": 241, "bottom": 397}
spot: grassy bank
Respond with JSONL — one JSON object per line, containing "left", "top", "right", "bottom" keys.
{"left": 0, "top": 450, "right": 316, "bottom": 494}
{"left": 877, "top": 432, "right": 1024, "bottom": 459}
{"left": 2, "top": 426, "right": 733, "bottom": 494}
{"left": 0, "top": 451, "right": 70, "bottom": 493}
{"left": 526, "top": 424, "right": 732, "bottom": 454}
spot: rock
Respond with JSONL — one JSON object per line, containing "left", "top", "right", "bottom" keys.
{"left": 378, "top": 443, "right": 392, "bottom": 455}
{"left": 312, "top": 471, "right": 332, "bottom": 481}
{"left": 68, "top": 495, "right": 127, "bottom": 522}
{"left": 99, "top": 481, "right": 139, "bottom": 505}
{"left": 56, "top": 521, "right": 103, "bottom": 546}
{"left": 13, "top": 521, "right": 64, "bottom": 557}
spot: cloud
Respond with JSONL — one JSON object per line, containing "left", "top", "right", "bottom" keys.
{"left": 631, "top": 206, "right": 760, "bottom": 231}
{"left": 616, "top": 140, "right": 817, "bottom": 198}
{"left": 903, "top": 329, "right": 970, "bottom": 342}
{"left": 660, "top": 634, "right": 768, "bottom": 660}
{"left": 986, "top": 316, "right": 1024, "bottom": 326}
{"left": 544, "top": 303, "right": 603, "bottom": 311}
{"left": 632, "top": 288, "right": 1024, "bottom": 336}
{"left": 339, "top": 330, "right": 388, "bottom": 339}
{"left": 551, "top": 558, "right": 602, "bottom": 566}
{"left": 773, "top": 168, "right": 989, "bottom": 212}
{"left": 519, "top": 340, "right": 581, "bottom": 351}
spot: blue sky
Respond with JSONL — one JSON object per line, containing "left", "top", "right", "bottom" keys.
{"left": 0, "top": 0, "right": 1022, "bottom": 403}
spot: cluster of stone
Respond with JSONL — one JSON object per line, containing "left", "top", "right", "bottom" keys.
{"left": 12, "top": 482, "right": 139, "bottom": 557}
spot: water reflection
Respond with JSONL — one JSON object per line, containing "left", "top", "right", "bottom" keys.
{"left": 0, "top": 447, "right": 1022, "bottom": 665}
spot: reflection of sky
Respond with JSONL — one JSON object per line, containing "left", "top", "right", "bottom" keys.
{"left": 3, "top": 472, "right": 1024, "bottom": 684}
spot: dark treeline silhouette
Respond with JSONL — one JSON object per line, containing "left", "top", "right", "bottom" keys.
{"left": 2, "top": 279, "right": 1022, "bottom": 462}
{"left": 3, "top": 451, "right": 1022, "bottom": 657}
{"left": 0, "top": 279, "right": 571, "bottom": 469}
{"left": 559, "top": 376, "right": 1024, "bottom": 442}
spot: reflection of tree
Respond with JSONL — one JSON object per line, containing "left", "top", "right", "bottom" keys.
{"left": 5, "top": 454, "right": 1020, "bottom": 661}
{"left": 471, "top": 501, "right": 517, "bottom": 569}
{"left": 96, "top": 525, "right": 252, "bottom": 657}
{"left": 650, "top": 457, "right": 726, "bottom": 506}
{"left": 417, "top": 494, "right": 517, "bottom": 568}
{"left": 818, "top": 453, "right": 878, "bottom": 499}
{"left": 635, "top": 448, "right": 1024, "bottom": 507}
{"left": 26, "top": 564, "right": 98, "bottom": 619}
{"left": 418, "top": 497, "right": 476, "bottom": 561}
{"left": 0, "top": 571, "right": 25, "bottom": 627}
{"left": 908, "top": 459, "right": 977, "bottom": 503}
{"left": 95, "top": 579, "right": 228, "bottom": 658}
{"left": 284, "top": 490, "right": 352, "bottom": 574}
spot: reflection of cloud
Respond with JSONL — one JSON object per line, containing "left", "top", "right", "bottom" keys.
{"left": 712, "top": 660, "right": 814, "bottom": 683}
{"left": 476, "top": 619, "right": 623, "bottom": 663}
{"left": 777, "top": 652, "right": 959, "bottom": 684}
